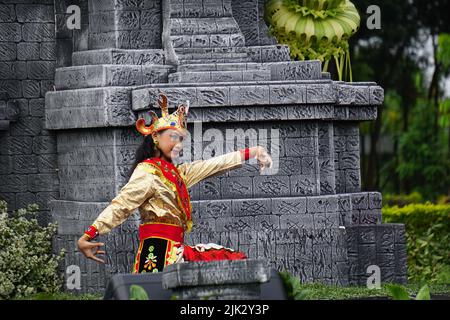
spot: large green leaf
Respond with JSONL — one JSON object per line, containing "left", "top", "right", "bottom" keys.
{"left": 129, "top": 285, "right": 149, "bottom": 300}
{"left": 386, "top": 284, "right": 411, "bottom": 300}
{"left": 415, "top": 285, "right": 431, "bottom": 300}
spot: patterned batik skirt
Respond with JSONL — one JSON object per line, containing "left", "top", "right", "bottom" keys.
{"left": 133, "top": 222, "right": 247, "bottom": 273}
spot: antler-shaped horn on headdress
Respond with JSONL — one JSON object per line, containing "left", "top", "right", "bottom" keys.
{"left": 135, "top": 93, "right": 189, "bottom": 136}
{"left": 158, "top": 93, "right": 169, "bottom": 117}
{"left": 135, "top": 110, "right": 158, "bottom": 136}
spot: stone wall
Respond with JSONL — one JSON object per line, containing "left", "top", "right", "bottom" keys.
{"left": 0, "top": 0, "right": 408, "bottom": 295}
{"left": 0, "top": 0, "right": 58, "bottom": 226}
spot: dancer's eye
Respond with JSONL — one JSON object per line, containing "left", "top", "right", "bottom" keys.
{"left": 170, "top": 133, "right": 183, "bottom": 142}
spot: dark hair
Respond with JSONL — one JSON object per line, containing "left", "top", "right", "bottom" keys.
{"left": 128, "top": 134, "right": 158, "bottom": 178}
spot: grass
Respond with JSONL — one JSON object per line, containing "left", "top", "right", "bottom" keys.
{"left": 13, "top": 282, "right": 449, "bottom": 300}
{"left": 14, "top": 292, "right": 103, "bottom": 300}
{"left": 290, "top": 282, "right": 450, "bottom": 300}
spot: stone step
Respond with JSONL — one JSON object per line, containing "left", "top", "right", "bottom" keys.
{"left": 45, "top": 87, "right": 136, "bottom": 130}
{"left": 168, "top": 69, "right": 271, "bottom": 83}
{"left": 177, "top": 62, "right": 264, "bottom": 72}
{"left": 170, "top": 33, "right": 245, "bottom": 48}
{"left": 132, "top": 79, "right": 383, "bottom": 110}
{"left": 178, "top": 58, "right": 254, "bottom": 64}
{"left": 170, "top": 17, "right": 241, "bottom": 35}
{"left": 162, "top": 259, "right": 270, "bottom": 300}
{"left": 55, "top": 65, "right": 172, "bottom": 90}
{"left": 170, "top": 1, "right": 233, "bottom": 19}
{"left": 186, "top": 193, "right": 382, "bottom": 230}
{"left": 175, "top": 45, "right": 291, "bottom": 63}
{"left": 177, "top": 51, "right": 249, "bottom": 61}
{"left": 45, "top": 80, "right": 382, "bottom": 130}
{"left": 72, "top": 49, "right": 165, "bottom": 66}
{"left": 176, "top": 61, "right": 323, "bottom": 80}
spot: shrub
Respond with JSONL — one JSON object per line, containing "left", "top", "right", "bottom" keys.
{"left": 383, "top": 192, "right": 424, "bottom": 207}
{"left": 383, "top": 202, "right": 450, "bottom": 283}
{"left": 0, "top": 200, "right": 65, "bottom": 299}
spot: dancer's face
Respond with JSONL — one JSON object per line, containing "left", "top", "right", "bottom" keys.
{"left": 152, "top": 129, "right": 186, "bottom": 161}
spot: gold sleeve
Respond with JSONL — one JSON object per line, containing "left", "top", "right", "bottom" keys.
{"left": 91, "top": 163, "right": 157, "bottom": 235}
{"left": 178, "top": 150, "right": 243, "bottom": 188}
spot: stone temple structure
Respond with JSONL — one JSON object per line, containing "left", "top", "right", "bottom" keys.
{"left": 0, "top": 0, "right": 407, "bottom": 295}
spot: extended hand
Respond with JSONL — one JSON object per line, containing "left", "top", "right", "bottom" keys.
{"left": 77, "top": 235, "right": 106, "bottom": 264}
{"left": 255, "top": 146, "right": 273, "bottom": 173}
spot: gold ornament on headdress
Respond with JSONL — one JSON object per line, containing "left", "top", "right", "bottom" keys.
{"left": 136, "top": 93, "right": 190, "bottom": 136}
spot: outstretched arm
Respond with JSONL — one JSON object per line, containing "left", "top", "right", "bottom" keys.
{"left": 77, "top": 163, "right": 157, "bottom": 263}
{"left": 178, "top": 146, "right": 272, "bottom": 189}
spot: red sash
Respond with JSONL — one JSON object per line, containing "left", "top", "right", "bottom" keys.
{"left": 142, "top": 157, "right": 192, "bottom": 231}
{"left": 139, "top": 223, "right": 184, "bottom": 243}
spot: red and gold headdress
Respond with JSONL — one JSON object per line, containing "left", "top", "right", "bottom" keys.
{"left": 136, "top": 93, "right": 189, "bottom": 136}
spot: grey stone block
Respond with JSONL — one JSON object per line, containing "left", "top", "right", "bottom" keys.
{"left": 253, "top": 175, "right": 290, "bottom": 198}
{"left": 269, "top": 84, "right": 306, "bottom": 104}
{"left": 0, "top": 42, "right": 16, "bottom": 61}
{"left": 0, "top": 4, "right": 16, "bottom": 23}
{"left": 22, "top": 23, "right": 55, "bottom": 42}
{"left": 28, "top": 173, "right": 58, "bottom": 192}
{"left": 370, "top": 86, "right": 384, "bottom": 105}
{"left": 0, "top": 61, "right": 27, "bottom": 79}
{"left": 13, "top": 154, "right": 38, "bottom": 174}
{"left": 0, "top": 174, "right": 28, "bottom": 192}
{"left": 0, "top": 136, "right": 33, "bottom": 155}
{"left": 198, "top": 199, "right": 231, "bottom": 218}
{"left": 27, "top": 61, "right": 56, "bottom": 80}
{"left": 10, "top": 116, "right": 43, "bottom": 136}
{"left": 16, "top": 4, "right": 54, "bottom": 23}
{"left": 73, "top": 49, "right": 165, "bottom": 66}
{"left": 222, "top": 176, "right": 253, "bottom": 198}
{"left": 229, "top": 85, "right": 269, "bottom": 105}
{"left": 269, "top": 61, "right": 322, "bottom": 81}
{"left": 37, "top": 153, "right": 58, "bottom": 173}
{"left": 290, "top": 174, "right": 318, "bottom": 196}
{"left": 232, "top": 198, "right": 271, "bottom": 216}
{"left": 22, "top": 80, "right": 40, "bottom": 98}
{"left": 280, "top": 214, "right": 314, "bottom": 229}
{"left": 0, "top": 155, "right": 13, "bottom": 174}
{"left": 272, "top": 197, "right": 307, "bottom": 215}
{"left": 0, "top": 23, "right": 22, "bottom": 42}
{"left": 162, "top": 259, "right": 270, "bottom": 289}
{"left": 351, "top": 193, "right": 369, "bottom": 210}
{"left": 307, "top": 195, "right": 338, "bottom": 213}
{"left": 45, "top": 87, "right": 135, "bottom": 130}
{"left": 216, "top": 216, "right": 254, "bottom": 232}
{"left": 15, "top": 191, "right": 37, "bottom": 210}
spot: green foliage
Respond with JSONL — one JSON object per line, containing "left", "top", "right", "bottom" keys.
{"left": 415, "top": 284, "right": 431, "bottom": 300}
{"left": 383, "top": 203, "right": 450, "bottom": 283}
{"left": 437, "top": 33, "right": 450, "bottom": 71}
{"left": 264, "top": 0, "right": 360, "bottom": 81}
{"left": 396, "top": 99, "right": 450, "bottom": 200}
{"left": 279, "top": 270, "right": 447, "bottom": 300}
{"left": 15, "top": 292, "right": 102, "bottom": 300}
{"left": 385, "top": 284, "right": 410, "bottom": 300}
{"left": 0, "top": 200, "right": 65, "bottom": 300}
{"left": 439, "top": 98, "right": 450, "bottom": 128}
{"left": 129, "top": 285, "right": 149, "bottom": 300}
{"left": 279, "top": 270, "right": 311, "bottom": 299}
{"left": 386, "top": 284, "right": 431, "bottom": 300}
{"left": 382, "top": 192, "right": 424, "bottom": 207}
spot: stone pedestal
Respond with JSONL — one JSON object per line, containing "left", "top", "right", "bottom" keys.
{"left": 46, "top": 0, "right": 408, "bottom": 294}
{"left": 162, "top": 259, "right": 270, "bottom": 300}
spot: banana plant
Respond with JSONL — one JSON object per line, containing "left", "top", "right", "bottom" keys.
{"left": 264, "top": 0, "right": 360, "bottom": 81}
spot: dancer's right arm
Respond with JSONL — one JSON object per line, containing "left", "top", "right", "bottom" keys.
{"left": 77, "top": 163, "right": 157, "bottom": 263}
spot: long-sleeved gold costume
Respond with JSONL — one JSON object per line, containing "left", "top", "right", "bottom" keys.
{"left": 90, "top": 150, "right": 243, "bottom": 235}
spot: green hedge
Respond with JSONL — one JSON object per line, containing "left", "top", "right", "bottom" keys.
{"left": 0, "top": 200, "right": 65, "bottom": 299}
{"left": 382, "top": 202, "right": 450, "bottom": 284}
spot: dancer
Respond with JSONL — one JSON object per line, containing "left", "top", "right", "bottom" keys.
{"left": 77, "top": 94, "right": 273, "bottom": 273}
